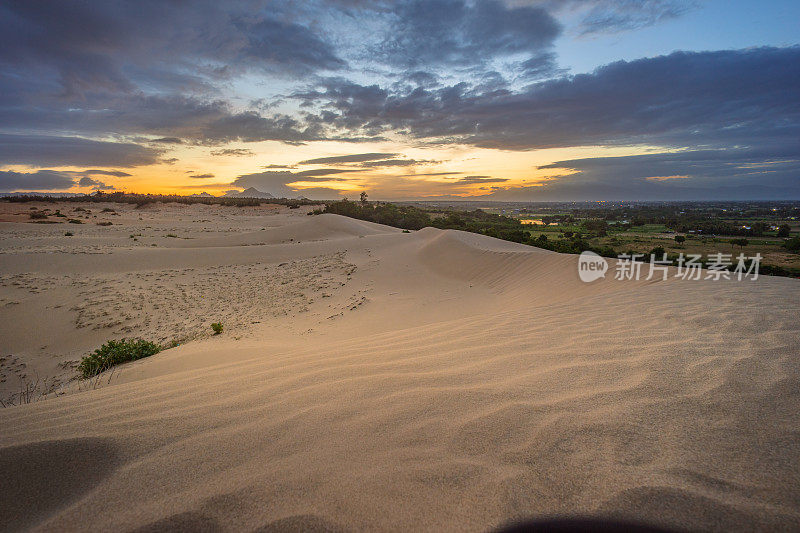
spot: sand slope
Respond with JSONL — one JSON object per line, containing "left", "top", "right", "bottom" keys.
{"left": 1, "top": 203, "right": 799, "bottom": 532}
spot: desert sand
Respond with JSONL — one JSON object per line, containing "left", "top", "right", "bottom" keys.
{"left": 1, "top": 201, "right": 799, "bottom": 532}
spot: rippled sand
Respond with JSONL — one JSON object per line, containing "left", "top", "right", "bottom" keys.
{"left": 1, "top": 201, "right": 799, "bottom": 531}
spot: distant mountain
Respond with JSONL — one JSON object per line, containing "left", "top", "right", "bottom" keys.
{"left": 223, "top": 187, "right": 275, "bottom": 199}
{"left": 189, "top": 192, "right": 215, "bottom": 197}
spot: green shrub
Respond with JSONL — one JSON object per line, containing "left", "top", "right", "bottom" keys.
{"left": 65, "top": 231, "right": 74, "bottom": 236}
{"left": 68, "top": 218, "right": 83, "bottom": 224}
{"left": 29, "top": 211, "right": 47, "bottom": 219}
{"left": 211, "top": 322, "right": 223, "bottom": 335}
{"left": 78, "top": 339, "right": 161, "bottom": 378}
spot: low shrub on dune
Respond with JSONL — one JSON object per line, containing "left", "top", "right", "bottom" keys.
{"left": 78, "top": 339, "right": 161, "bottom": 378}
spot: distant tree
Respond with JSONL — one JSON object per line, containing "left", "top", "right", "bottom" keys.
{"left": 784, "top": 236, "right": 800, "bottom": 253}
{"left": 674, "top": 235, "right": 686, "bottom": 244}
{"left": 730, "top": 238, "right": 749, "bottom": 249}
{"left": 777, "top": 224, "right": 791, "bottom": 238}
{"left": 582, "top": 218, "right": 608, "bottom": 235}
{"left": 360, "top": 191, "right": 368, "bottom": 204}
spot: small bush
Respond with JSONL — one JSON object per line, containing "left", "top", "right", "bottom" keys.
{"left": 78, "top": 339, "right": 161, "bottom": 378}
{"left": 211, "top": 322, "right": 223, "bottom": 335}
{"left": 29, "top": 211, "right": 47, "bottom": 219}
{"left": 97, "top": 221, "right": 113, "bottom": 226}
{"left": 166, "top": 233, "right": 178, "bottom": 238}
{"left": 65, "top": 231, "right": 74, "bottom": 236}
{"left": 101, "top": 207, "right": 116, "bottom": 213}
{"left": 68, "top": 218, "right": 83, "bottom": 224}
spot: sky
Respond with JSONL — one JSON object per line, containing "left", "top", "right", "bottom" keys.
{"left": 0, "top": 0, "right": 798, "bottom": 201}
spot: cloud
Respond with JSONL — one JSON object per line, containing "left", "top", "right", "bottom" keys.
{"left": 400, "top": 171, "right": 462, "bottom": 177}
{"left": 360, "top": 159, "right": 435, "bottom": 167}
{"left": 379, "top": 0, "right": 560, "bottom": 67}
{"left": 189, "top": 173, "right": 215, "bottom": 179}
{"left": 523, "top": 1, "right": 696, "bottom": 35}
{"left": 575, "top": 0, "right": 697, "bottom": 35}
{"left": 78, "top": 176, "right": 116, "bottom": 190}
{"left": 209, "top": 148, "right": 255, "bottom": 156}
{"left": 0, "top": 170, "right": 76, "bottom": 191}
{"left": 0, "top": 1, "right": 345, "bottom": 99}
{"left": 78, "top": 169, "right": 132, "bottom": 177}
{"left": 297, "top": 47, "right": 800, "bottom": 155}
{"left": 294, "top": 168, "right": 365, "bottom": 177}
{"left": 460, "top": 146, "right": 800, "bottom": 201}
{"left": 295, "top": 152, "right": 435, "bottom": 169}
{"left": 0, "top": 134, "right": 162, "bottom": 167}
{"left": 230, "top": 169, "right": 362, "bottom": 197}
{"left": 536, "top": 146, "right": 800, "bottom": 196}
{"left": 456, "top": 175, "right": 509, "bottom": 183}
{"left": 298, "top": 153, "right": 398, "bottom": 165}
{"left": 199, "top": 111, "right": 323, "bottom": 144}
{"left": 0, "top": 2, "right": 348, "bottom": 151}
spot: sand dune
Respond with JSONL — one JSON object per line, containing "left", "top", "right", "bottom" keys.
{"left": 1, "top": 202, "right": 799, "bottom": 531}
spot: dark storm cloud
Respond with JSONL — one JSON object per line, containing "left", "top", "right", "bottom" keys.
{"left": 0, "top": 170, "right": 76, "bottom": 191}
{"left": 379, "top": 0, "right": 560, "bottom": 67}
{"left": 0, "top": 134, "right": 162, "bottom": 167}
